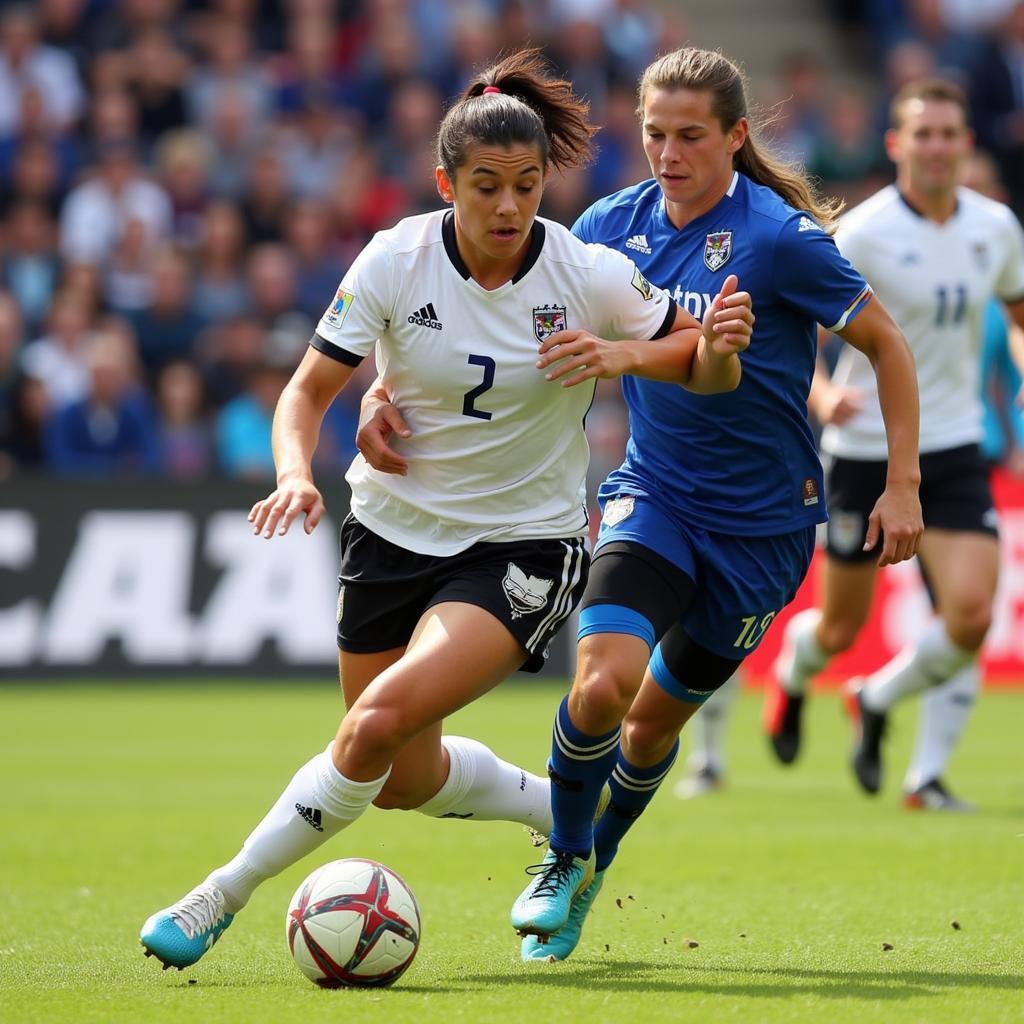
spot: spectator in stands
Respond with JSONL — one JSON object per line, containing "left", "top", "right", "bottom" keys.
{"left": 0, "top": 291, "right": 26, "bottom": 442}
{"left": 240, "top": 150, "right": 291, "bottom": 244}
{"left": 59, "top": 137, "right": 172, "bottom": 267}
{"left": 285, "top": 198, "right": 347, "bottom": 321}
{"left": 155, "top": 358, "right": 212, "bottom": 478}
{"left": 19, "top": 286, "right": 92, "bottom": 408}
{"left": 0, "top": 136, "right": 66, "bottom": 219}
{"left": 279, "top": 90, "right": 355, "bottom": 200}
{"left": 200, "top": 312, "right": 265, "bottom": 407}
{"left": 192, "top": 199, "right": 249, "bottom": 324}
{"left": 2, "top": 201, "right": 61, "bottom": 336}
{"left": 214, "top": 340, "right": 292, "bottom": 479}
{"left": 244, "top": 242, "right": 310, "bottom": 336}
{"left": 155, "top": 128, "right": 211, "bottom": 251}
{"left": 44, "top": 326, "right": 160, "bottom": 475}
{"left": 0, "top": 5, "right": 85, "bottom": 137}
{"left": 127, "top": 247, "right": 206, "bottom": 376}
{"left": 122, "top": 26, "right": 191, "bottom": 151}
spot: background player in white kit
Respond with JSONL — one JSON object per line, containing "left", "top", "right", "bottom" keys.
{"left": 766, "top": 79, "right": 1024, "bottom": 807}
{"left": 138, "top": 49, "right": 755, "bottom": 970}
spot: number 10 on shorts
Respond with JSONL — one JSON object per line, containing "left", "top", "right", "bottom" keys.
{"left": 734, "top": 611, "right": 777, "bottom": 650}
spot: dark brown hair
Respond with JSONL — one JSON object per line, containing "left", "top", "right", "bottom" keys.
{"left": 638, "top": 47, "right": 843, "bottom": 231}
{"left": 890, "top": 77, "right": 969, "bottom": 130}
{"left": 437, "top": 49, "right": 597, "bottom": 177}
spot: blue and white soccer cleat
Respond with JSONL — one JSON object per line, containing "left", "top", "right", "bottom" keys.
{"left": 521, "top": 869, "right": 605, "bottom": 961}
{"left": 140, "top": 881, "right": 235, "bottom": 969}
{"left": 510, "top": 847, "right": 596, "bottom": 937}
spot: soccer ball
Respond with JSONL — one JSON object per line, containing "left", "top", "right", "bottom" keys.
{"left": 286, "top": 858, "right": 421, "bottom": 988}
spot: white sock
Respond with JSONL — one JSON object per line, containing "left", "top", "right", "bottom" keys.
{"left": 207, "top": 743, "right": 390, "bottom": 913}
{"left": 862, "top": 619, "right": 976, "bottom": 712}
{"left": 686, "top": 671, "right": 740, "bottom": 775}
{"left": 776, "top": 608, "right": 828, "bottom": 695}
{"left": 903, "top": 663, "right": 980, "bottom": 792}
{"left": 415, "top": 736, "right": 552, "bottom": 834}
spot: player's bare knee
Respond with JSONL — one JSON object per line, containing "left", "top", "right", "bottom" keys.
{"left": 944, "top": 600, "right": 992, "bottom": 651}
{"left": 339, "top": 704, "right": 407, "bottom": 769}
{"left": 621, "top": 714, "right": 677, "bottom": 765}
{"left": 572, "top": 665, "right": 638, "bottom": 730}
{"left": 817, "top": 616, "right": 862, "bottom": 656}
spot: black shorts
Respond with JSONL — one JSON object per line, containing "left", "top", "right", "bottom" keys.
{"left": 336, "top": 515, "right": 590, "bottom": 673}
{"left": 824, "top": 443, "right": 998, "bottom": 563}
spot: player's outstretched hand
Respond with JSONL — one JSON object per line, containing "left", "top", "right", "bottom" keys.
{"left": 702, "top": 274, "right": 754, "bottom": 357}
{"left": 249, "top": 477, "right": 325, "bottom": 539}
{"left": 536, "top": 329, "right": 634, "bottom": 387}
{"left": 356, "top": 401, "right": 411, "bottom": 475}
{"left": 864, "top": 480, "right": 922, "bottom": 566}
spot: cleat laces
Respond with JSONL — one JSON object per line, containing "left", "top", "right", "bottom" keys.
{"left": 524, "top": 852, "right": 579, "bottom": 899}
{"left": 170, "top": 885, "right": 226, "bottom": 940}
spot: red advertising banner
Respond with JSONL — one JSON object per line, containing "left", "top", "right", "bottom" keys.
{"left": 744, "top": 468, "right": 1024, "bottom": 686}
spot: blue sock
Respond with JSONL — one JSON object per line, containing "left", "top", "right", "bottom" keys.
{"left": 594, "top": 741, "right": 679, "bottom": 872}
{"left": 547, "top": 696, "right": 621, "bottom": 859}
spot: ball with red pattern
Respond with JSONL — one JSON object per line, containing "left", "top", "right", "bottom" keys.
{"left": 286, "top": 858, "right": 421, "bottom": 988}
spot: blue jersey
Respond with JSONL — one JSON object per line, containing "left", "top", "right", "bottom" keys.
{"left": 574, "top": 172, "right": 873, "bottom": 536}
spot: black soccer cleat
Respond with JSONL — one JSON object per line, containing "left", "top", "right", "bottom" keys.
{"left": 849, "top": 684, "right": 886, "bottom": 795}
{"left": 904, "top": 778, "right": 976, "bottom": 813}
{"left": 763, "top": 679, "right": 804, "bottom": 765}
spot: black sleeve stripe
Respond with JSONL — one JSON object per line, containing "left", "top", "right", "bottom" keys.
{"left": 310, "top": 333, "right": 364, "bottom": 366}
{"left": 651, "top": 299, "right": 678, "bottom": 340}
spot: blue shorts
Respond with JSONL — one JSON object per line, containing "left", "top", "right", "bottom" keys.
{"left": 580, "top": 493, "right": 815, "bottom": 662}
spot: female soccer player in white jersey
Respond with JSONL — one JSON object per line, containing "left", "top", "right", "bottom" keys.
{"left": 138, "top": 49, "right": 754, "bottom": 970}
{"left": 767, "top": 79, "right": 1024, "bottom": 808}
{"left": 499, "top": 47, "right": 924, "bottom": 962}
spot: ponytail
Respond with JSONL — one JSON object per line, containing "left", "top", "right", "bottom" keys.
{"left": 438, "top": 49, "right": 597, "bottom": 177}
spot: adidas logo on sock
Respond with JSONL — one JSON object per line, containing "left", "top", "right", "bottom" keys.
{"left": 407, "top": 302, "right": 442, "bottom": 330}
{"left": 295, "top": 803, "right": 324, "bottom": 832}
{"left": 625, "top": 234, "right": 652, "bottom": 254}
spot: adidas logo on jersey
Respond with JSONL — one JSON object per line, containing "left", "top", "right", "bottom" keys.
{"left": 408, "top": 302, "right": 442, "bottom": 330}
{"left": 625, "top": 233, "right": 652, "bottom": 254}
{"left": 797, "top": 216, "right": 821, "bottom": 233}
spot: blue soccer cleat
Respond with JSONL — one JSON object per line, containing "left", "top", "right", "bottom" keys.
{"left": 510, "top": 847, "right": 596, "bottom": 937}
{"left": 140, "top": 881, "right": 235, "bottom": 969}
{"left": 521, "top": 869, "right": 605, "bottom": 961}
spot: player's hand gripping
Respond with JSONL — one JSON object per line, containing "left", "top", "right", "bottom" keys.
{"left": 701, "top": 274, "right": 754, "bottom": 357}
{"left": 864, "top": 479, "right": 922, "bottom": 566}
{"left": 249, "top": 475, "right": 325, "bottom": 539}
{"left": 355, "top": 391, "right": 411, "bottom": 475}
{"left": 536, "top": 328, "right": 640, "bottom": 387}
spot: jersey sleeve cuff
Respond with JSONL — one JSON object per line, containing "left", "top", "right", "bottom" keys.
{"left": 826, "top": 285, "right": 873, "bottom": 333}
{"left": 650, "top": 299, "right": 677, "bottom": 340}
{"left": 310, "top": 332, "right": 365, "bottom": 366}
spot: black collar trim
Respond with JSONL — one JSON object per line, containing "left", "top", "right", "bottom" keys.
{"left": 441, "top": 209, "right": 546, "bottom": 283}
{"left": 898, "top": 189, "right": 958, "bottom": 220}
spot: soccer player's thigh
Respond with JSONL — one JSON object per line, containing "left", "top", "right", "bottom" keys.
{"left": 818, "top": 454, "right": 887, "bottom": 651}
{"left": 915, "top": 445, "right": 1000, "bottom": 648}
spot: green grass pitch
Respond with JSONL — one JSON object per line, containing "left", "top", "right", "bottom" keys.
{"left": 1, "top": 680, "right": 1022, "bottom": 1023}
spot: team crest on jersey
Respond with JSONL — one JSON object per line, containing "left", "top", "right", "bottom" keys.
{"left": 602, "top": 495, "right": 635, "bottom": 527}
{"left": 325, "top": 287, "right": 355, "bottom": 326}
{"left": 828, "top": 511, "right": 863, "bottom": 556}
{"left": 533, "top": 305, "right": 567, "bottom": 342}
{"left": 972, "top": 242, "right": 990, "bottom": 270}
{"left": 502, "top": 563, "right": 553, "bottom": 618}
{"left": 704, "top": 231, "right": 733, "bottom": 271}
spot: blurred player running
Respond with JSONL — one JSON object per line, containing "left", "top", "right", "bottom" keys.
{"left": 767, "top": 79, "right": 1024, "bottom": 808}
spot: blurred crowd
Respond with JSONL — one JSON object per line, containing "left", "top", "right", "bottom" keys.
{"left": 0, "top": 0, "right": 1022, "bottom": 486}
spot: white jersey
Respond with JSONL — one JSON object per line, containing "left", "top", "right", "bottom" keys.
{"left": 821, "top": 185, "right": 1024, "bottom": 459}
{"left": 314, "top": 210, "right": 676, "bottom": 555}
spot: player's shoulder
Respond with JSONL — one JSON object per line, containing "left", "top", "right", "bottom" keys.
{"left": 734, "top": 174, "right": 825, "bottom": 243}
{"left": 538, "top": 215, "right": 630, "bottom": 271}
{"left": 955, "top": 186, "right": 1020, "bottom": 231}
{"left": 837, "top": 185, "right": 910, "bottom": 237}
{"left": 370, "top": 209, "right": 447, "bottom": 256}
{"left": 577, "top": 180, "right": 663, "bottom": 230}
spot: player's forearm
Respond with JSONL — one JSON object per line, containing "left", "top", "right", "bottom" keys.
{"left": 272, "top": 383, "right": 326, "bottom": 485}
{"left": 686, "top": 335, "right": 742, "bottom": 394}
{"left": 872, "top": 335, "right": 921, "bottom": 485}
{"left": 612, "top": 329, "right": 704, "bottom": 385}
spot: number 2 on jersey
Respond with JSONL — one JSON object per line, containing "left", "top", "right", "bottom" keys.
{"left": 462, "top": 354, "right": 495, "bottom": 420}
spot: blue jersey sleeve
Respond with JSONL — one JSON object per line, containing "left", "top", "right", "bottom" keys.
{"left": 771, "top": 216, "right": 873, "bottom": 332}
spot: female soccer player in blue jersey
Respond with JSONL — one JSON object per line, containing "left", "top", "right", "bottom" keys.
{"left": 504, "top": 47, "right": 925, "bottom": 960}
